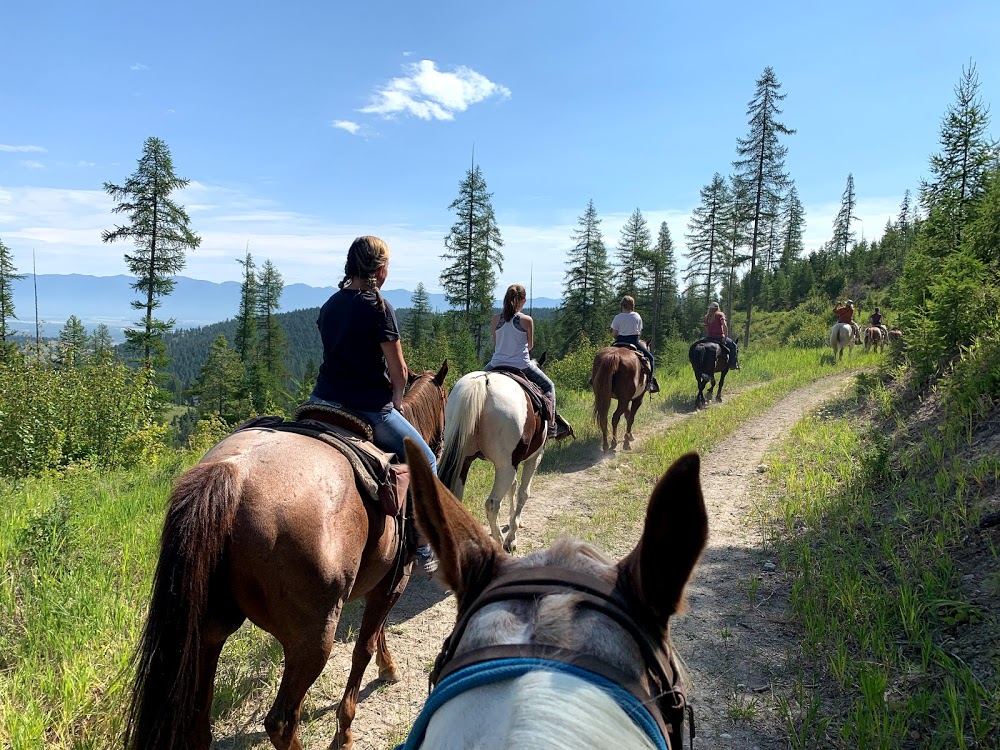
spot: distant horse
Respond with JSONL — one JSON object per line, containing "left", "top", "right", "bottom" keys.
{"left": 124, "top": 364, "right": 449, "bottom": 750}
{"left": 436, "top": 356, "right": 549, "bottom": 553}
{"left": 830, "top": 323, "right": 855, "bottom": 362}
{"left": 591, "top": 341, "right": 652, "bottom": 452}
{"left": 888, "top": 328, "right": 904, "bottom": 341}
{"left": 688, "top": 338, "right": 733, "bottom": 408}
{"left": 396, "top": 437, "right": 708, "bottom": 750}
{"left": 864, "top": 326, "right": 885, "bottom": 353}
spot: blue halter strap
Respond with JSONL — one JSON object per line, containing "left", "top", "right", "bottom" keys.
{"left": 394, "top": 657, "right": 669, "bottom": 750}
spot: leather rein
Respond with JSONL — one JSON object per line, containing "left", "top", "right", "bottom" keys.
{"left": 429, "top": 565, "right": 694, "bottom": 749}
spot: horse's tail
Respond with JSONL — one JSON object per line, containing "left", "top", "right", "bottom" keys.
{"left": 591, "top": 350, "right": 617, "bottom": 424}
{"left": 688, "top": 343, "right": 710, "bottom": 385}
{"left": 438, "top": 374, "right": 488, "bottom": 492}
{"left": 124, "top": 460, "right": 244, "bottom": 750}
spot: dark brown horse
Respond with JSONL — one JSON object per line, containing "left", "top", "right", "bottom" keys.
{"left": 591, "top": 343, "right": 652, "bottom": 452}
{"left": 688, "top": 338, "right": 732, "bottom": 408}
{"left": 123, "top": 363, "right": 448, "bottom": 750}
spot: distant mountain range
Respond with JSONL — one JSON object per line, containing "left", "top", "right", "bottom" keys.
{"left": 9, "top": 274, "right": 561, "bottom": 341}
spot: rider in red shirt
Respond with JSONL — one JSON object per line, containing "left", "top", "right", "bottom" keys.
{"left": 834, "top": 300, "right": 861, "bottom": 343}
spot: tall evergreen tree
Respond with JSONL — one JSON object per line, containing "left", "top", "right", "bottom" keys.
{"left": 192, "top": 334, "right": 245, "bottom": 421}
{"left": 733, "top": 67, "right": 794, "bottom": 348}
{"left": 921, "top": 62, "right": 998, "bottom": 249}
{"left": 440, "top": 164, "right": 504, "bottom": 353}
{"left": 234, "top": 251, "right": 262, "bottom": 409}
{"left": 722, "top": 175, "right": 753, "bottom": 321}
{"left": 832, "top": 173, "right": 858, "bottom": 255}
{"left": 57, "top": 315, "right": 89, "bottom": 366}
{"left": 779, "top": 185, "right": 805, "bottom": 270}
{"left": 561, "top": 199, "right": 612, "bottom": 346}
{"left": 646, "top": 221, "right": 678, "bottom": 346}
{"left": 616, "top": 208, "right": 651, "bottom": 299}
{"left": 256, "top": 258, "right": 287, "bottom": 405}
{"left": 685, "top": 174, "right": 729, "bottom": 307}
{"left": 90, "top": 324, "right": 115, "bottom": 361}
{"left": 0, "top": 238, "right": 25, "bottom": 355}
{"left": 408, "top": 282, "right": 433, "bottom": 350}
{"left": 102, "top": 136, "right": 201, "bottom": 370}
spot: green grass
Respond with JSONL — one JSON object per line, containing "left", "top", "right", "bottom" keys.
{"left": 753, "top": 382, "right": 1000, "bottom": 748}
{"left": 0, "top": 343, "right": 882, "bottom": 748}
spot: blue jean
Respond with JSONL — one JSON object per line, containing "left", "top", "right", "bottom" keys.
{"left": 615, "top": 335, "right": 654, "bottom": 374}
{"left": 485, "top": 361, "right": 555, "bottom": 424}
{"left": 307, "top": 395, "right": 437, "bottom": 473}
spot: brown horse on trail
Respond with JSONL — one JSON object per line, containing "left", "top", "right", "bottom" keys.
{"left": 123, "top": 363, "right": 448, "bottom": 750}
{"left": 592, "top": 342, "right": 651, "bottom": 452}
{"left": 864, "top": 326, "right": 886, "bottom": 353}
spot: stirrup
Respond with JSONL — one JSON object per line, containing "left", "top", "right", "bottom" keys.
{"left": 648, "top": 377, "right": 660, "bottom": 394}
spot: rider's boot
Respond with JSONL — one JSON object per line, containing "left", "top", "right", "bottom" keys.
{"left": 551, "top": 413, "right": 575, "bottom": 440}
{"left": 649, "top": 376, "right": 661, "bottom": 394}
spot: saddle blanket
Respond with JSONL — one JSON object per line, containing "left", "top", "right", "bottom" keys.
{"left": 488, "top": 367, "right": 553, "bottom": 424}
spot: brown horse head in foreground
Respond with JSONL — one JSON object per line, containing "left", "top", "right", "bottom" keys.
{"left": 591, "top": 342, "right": 651, "bottom": 452}
{"left": 123, "top": 363, "right": 448, "bottom": 750}
{"left": 396, "top": 437, "right": 708, "bottom": 750}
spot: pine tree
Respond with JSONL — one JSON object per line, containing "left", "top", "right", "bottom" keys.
{"left": 616, "top": 208, "right": 651, "bottom": 300}
{"left": 646, "top": 222, "right": 678, "bottom": 346}
{"left": 256, "top": 259, "right": 287, "bottom": 406}
{"left": 832, "top": 174, "right": 857, "bottom": 255}
{"left": 192, "top": 334, "right": 245, "bottom": 421}
{"left": 921, "top": 62, "right": 998, "bottom": 249}
{"left": 408, "top": 282, "right": 433, "bottom": 350}
{"left": 0, "top": 238, "right": 25, "bottom": 356}
{"left": 733, "top": 67, "right": 795, "bottom": 348}
{"left": 722, "top": 175, "right": 753, "bottom": 322}
{"left": 90, "top": 324, "right": 115, "bottom": 361}
{"left": 102, "top": 136, "right": 201, "bottom": 370}
{"left": 561, "top": 199, "right": 612, "bottom": 346}
{"left": 779, "top": 185, "right": 805, "bottom": 270}
{"left": 685, "top": 174, "right": 729, "bottom": 307}
{"left": 440, "top": 164, "right": 504, "bottom": 353}
{"left": 57, "top": 315, "right": 90, "bottom": 366}
{"left": 234, "top": 251, "right": 262, "bottom": 409}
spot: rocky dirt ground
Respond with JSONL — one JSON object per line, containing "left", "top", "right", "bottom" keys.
{"left": 218, "top": 373, "right": 855, "bottom": 750}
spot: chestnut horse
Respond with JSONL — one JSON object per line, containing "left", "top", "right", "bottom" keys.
{"left": 123, "top": 364, "right": 449, "bottom": 750}
{"left": 864, "top": 326, "right": 885, "bottom": 353}
{"left": 591, "top": 342, "right": 651, "bottom": 452}
{"left": 436, "top": 358, "right": 548, "bottom": 553}
{"left": 394, "top": 438, "right": 708, "bottom": 750}
{"left": 688, "top": 339, "right": 732, "bottom": 408}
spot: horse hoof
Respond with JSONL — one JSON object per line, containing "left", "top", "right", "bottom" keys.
{"left": 624, "top": 443, "right": 632, "bottom": 451}
{"left": 503, "top": 541, "right": 517, "bottom": 554}
{"left": 379, "top": 666, "right": 401, "bottom": 683}
{"left": 715, "top": 397, "right": 723, "bottom": 403}
{"left": 331, "top": 731, "right": 353, "bottom": 750}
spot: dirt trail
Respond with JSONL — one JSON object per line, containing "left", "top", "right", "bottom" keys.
{"left": 223, "top": 374, "right": 854, "bottom": 749}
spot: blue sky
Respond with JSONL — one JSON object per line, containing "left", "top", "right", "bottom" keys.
{"left": 1, "top": 0, "right": 998, "bottom": 298}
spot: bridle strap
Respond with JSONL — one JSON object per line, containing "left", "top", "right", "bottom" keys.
{"left": 431, "top": 565, "right": 693, "bottom": 749}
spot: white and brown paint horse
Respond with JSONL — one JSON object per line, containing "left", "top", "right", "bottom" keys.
{"left": 396, "top": 438, "right": 709, "bottom": 750}
{"left": 864, "top": 325, "right": 886, "bottom": 353}
{"left": 436, "top": 360, "right": 548, "bottom": 552}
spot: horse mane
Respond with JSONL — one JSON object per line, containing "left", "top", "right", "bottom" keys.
{"left": 401, "top": 372, "right": 446, "bottom": 455}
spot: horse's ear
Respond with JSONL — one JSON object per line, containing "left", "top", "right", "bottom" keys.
{"left": 733, "top": 336, "right": 740, "bottom": 346}
{"left": 617, "top": 451, "right": 708, "bottom": 627}
{"left": 537, "top": 351, "right": 547, "bottom": 368}
{"left": 433, "top": 360, "right": 449, "bottom": 386}
{"left": 406, "top": 368, "right": 419, "bottom": 385}
{"left": 403, "top": 438, "right": 504, "bottom": 602}
{"left": 647, "top": 336, "right": 654, "bottom": 350}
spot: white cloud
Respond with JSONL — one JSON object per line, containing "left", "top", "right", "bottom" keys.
{"left": 0, "top": 144, "right": 46, "bottom": 153}
{"left": 360, "top": 60, "right": 510, "bottom": 121}
{"left": 20, "top": 160, "right": 45, "bottom": 169}
{"left": 331, "top": 120, "right": 361, "bottom": 135}
{"left": 130, "top": 62, "right": 148, "bottom": 71}
{"left": 402, "top": 50, "right": 414, "bottom": 57}
{"left": 76, "top": 160, "right": 96, "bottom": 168}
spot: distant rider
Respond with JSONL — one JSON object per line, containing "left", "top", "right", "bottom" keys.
{"left": 869, "top": 307, "right": 888, "bottom": 339}
{"left": 834, "top": 299, "right": 861, "bottom": 344}
{"left": 485, "top": 284, "right": 573, "bottom": 439}
{"left": 611, "top": 295, "right": 660, "bottom": 393}
{"left": 702, "top": 302, "right": 740, "bottom": 370}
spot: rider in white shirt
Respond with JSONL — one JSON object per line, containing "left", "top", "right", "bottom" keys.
{"left": 611, "top": 296, "right": 659, "bottom": 393}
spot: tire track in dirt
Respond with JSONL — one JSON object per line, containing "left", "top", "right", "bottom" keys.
{"left": 220, "top": 375, "right": 852, "bottom": 749}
